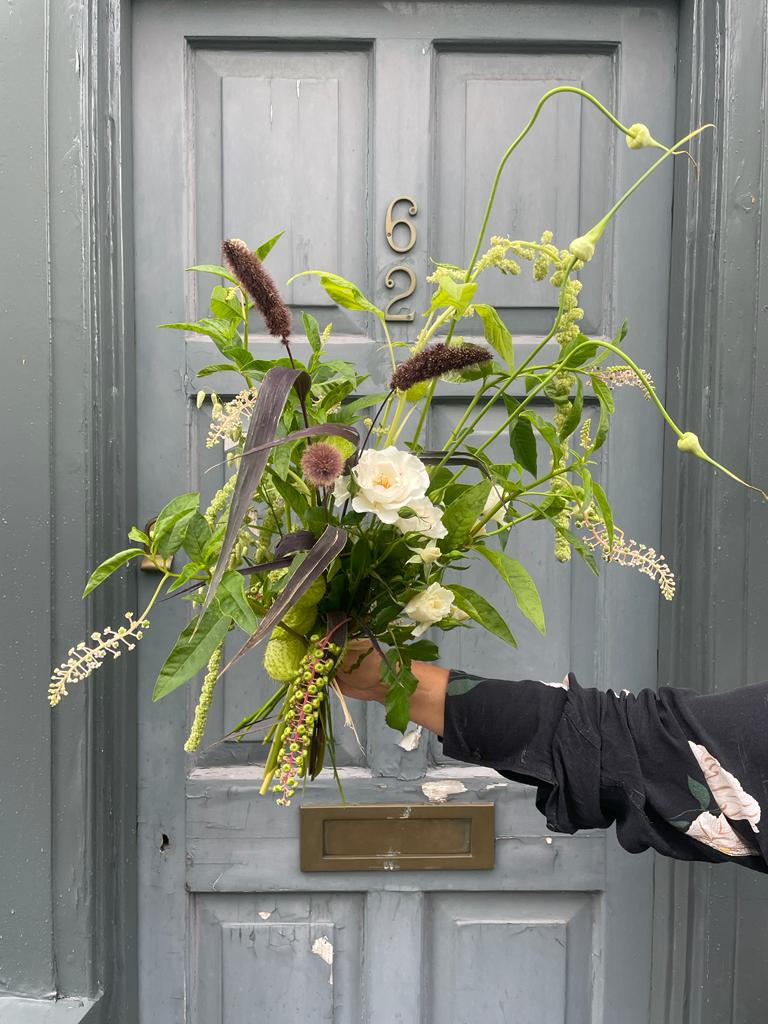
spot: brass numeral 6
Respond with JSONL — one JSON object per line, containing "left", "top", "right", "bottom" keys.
{"left": 385, "top": 196, "right": 418, "bottom": 253}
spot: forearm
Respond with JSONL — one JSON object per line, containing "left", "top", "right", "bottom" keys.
{"left": 406, "top": 661, "right": 449, "bottom": 735}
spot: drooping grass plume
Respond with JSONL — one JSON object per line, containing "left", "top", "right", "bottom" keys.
{"left": 390, "top": 342, "right": 493, "bottom": 393}
{"left": 221, "top": 238, "right": 292, "bottom": 341}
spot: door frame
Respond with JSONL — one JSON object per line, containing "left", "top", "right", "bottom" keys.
{"left": 42, "top": 0, "right": 763, "bottom": 1020}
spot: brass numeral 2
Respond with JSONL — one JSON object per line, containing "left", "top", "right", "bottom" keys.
{"left": 384, "top": 196, "right": 417, "bottom": 322}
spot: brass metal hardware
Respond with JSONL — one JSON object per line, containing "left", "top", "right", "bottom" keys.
{"left": 384, "top": 265, "right": 416, "bottom": 322}
{"left": 300, "top": 802, "right": 495, "bottom": 872}
{"left": 139, "top": 518, "right": 173, "bottom": 573}
{"left": 385, "top": 196, "right": 418, "bottom": 253}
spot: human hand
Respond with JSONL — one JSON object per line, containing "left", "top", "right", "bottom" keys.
{"left": 336, "top": 640, "right": 387, "bottom": 703}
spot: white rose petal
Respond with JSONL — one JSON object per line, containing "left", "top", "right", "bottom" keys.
{"left": 404, "top": 582, "right": 455, "bottom": 637}
{"left": 332, "top": 475, "right": 351, "bottom": 502}
{"left": 394, "top": 497, "right": 448, "bottom": 540}
{"left": 483, "top": 484, "right": 508, "bottom": 525}
{"left": 686, "top": 811, "right": 758, "bottom": 857}
{"left": 350, "top": 447, "right": 429, "bottom": 525}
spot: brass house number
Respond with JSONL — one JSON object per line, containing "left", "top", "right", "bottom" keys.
{"left": 384, "top": 195, "right": 417, "bottom": 322}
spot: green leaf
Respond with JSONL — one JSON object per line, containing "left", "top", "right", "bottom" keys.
{"left": 403, "top": 638, "right": 440, "bottom": 661}
{"left": 447, "top": 584, "right": 518, "bottom": 648}
{"left": 255, "top": 230, "right": 285, "bottom": 261}
{"left": 591, "top": 480, "right": 614, "bottom": 550}
{"left": 428, "top": 272, "right": 477, "bottom": 316}
{"left": 152, "top": 493, "right": 201, "bottom": 558}
{"left": 292, "top": 271, "right": 384, "bottom": 318}
{"left": 381, "top": 657, "right": 419, "bottom": 733}
{"left": 216, "top": 571, "right": 259, "bottom": 634}
{"left": 186, "top": 263, "right": 241, "bottom": 286}
{"left": 302, "top": 311, "right": 322, "bottom": 354}
{"left": 152, "top": 607, "right": 232, "bottom": 701}
{"left": 688, "top": 775, "right": 712, "bottom": 812}
{"left": 560, "top": 332, "right": 598, "bottom": 368}
{"left": 166, "top": 561, "right": 205, "bottom": 594}
{"left": 268, "top": 469, "right": 310, "bottom": 519}
{"left": 558, "top": 379, "right": 584, "bottom": 441}
{"left": 183, "top": 513, "right": 213, "bottom": 563}
{"left": 440, "top": 480, "right": 491, "bottom": 550}
{"left": 128, "top": 525, "right": 150, "bottom": 545}
{"left": 83, "top": 548, "right": 143, "bottom": 598}
{"left": 475, "top": 304, "right": 514, "bottom": 368}
{"left": 510, "top": 412, "right": 538, "bottom": 477}
{"left": 158, "top": 318, "right": 235, "bottom": 347}
{"left": 476, "top": 547, "right": 546, "bottom": 634}
{"left": 210, "top": 285, "right": 243, "bottom": 322}
{"left": 522, "top": 410, "right": 563, "bottom": 463}
{"left": 553, "top": 523, "right": 599, "bottom": 575}
{"left": 589, "top": 376, "right": 614, "bottom": 453}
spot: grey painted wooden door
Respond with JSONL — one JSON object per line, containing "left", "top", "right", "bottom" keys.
{"left": 133, "top": 3, "right": 677, "bottom": 1021}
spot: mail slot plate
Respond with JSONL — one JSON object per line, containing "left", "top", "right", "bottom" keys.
{"left": 300, "top": 803, "right": 495, "bottom": 872}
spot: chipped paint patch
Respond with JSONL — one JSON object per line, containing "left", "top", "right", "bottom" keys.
{"left": 311, "top": 935, "right": 334, "bottom": 966}
{"left": 258, "top": 910, "right": 272, "bottom": 920}
{"left": 400, "top": 806, "right": 412, "bottom": 819}
{"left": 485, "top": 782, "right": 508, "bottom": 791}
{"left": 545, "top": 837, "right": 553, "bottom": 845}
{"left": 382, "top": 860, "right": 399, "bottom": 871}
{"left": 398, "top": 725, "right": 423, "bottom": 751}
{"left": 421, "top": 780, "right": 467, "bottom": 803}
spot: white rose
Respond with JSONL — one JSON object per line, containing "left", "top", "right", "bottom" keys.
{"left": 686, "top": 811, "right": 758, "bottom": 857}
{"left": 407, "top": 543, "right": 443, "bottom": 566}
{"left": 688, "top": 741, "right": 761, "bottom": 832}
{"left": 403, "top": 583, "right": 455, "bottom": 637}
{"left": 395, "top": 497, "right": 448, "bottom": 539}
{"left": 350, "top": 447, "right": 429, "bottom": 525}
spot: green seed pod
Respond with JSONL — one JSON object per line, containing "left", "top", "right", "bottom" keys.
{"left": 263, "top": 629, "right": 308, "bottom": 682}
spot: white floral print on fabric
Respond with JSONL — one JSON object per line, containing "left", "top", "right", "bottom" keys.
{"left": 538, "top": 676, "right": 571, "bottom": 690}
{"left": 687, "top": 741, "right": 761, "bottom": 832}
{"left": 686, "top": 811, "right": 759, "bottom": 857}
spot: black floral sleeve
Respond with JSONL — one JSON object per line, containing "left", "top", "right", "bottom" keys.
{"left": 440, "top": 670, "right": 768, "bottom": 872}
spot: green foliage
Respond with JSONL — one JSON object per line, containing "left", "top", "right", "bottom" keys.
{"left": 446, "top": 584, "right": 518, "bottom": 647}
{"left": 82, "top": 548, "right": 143, "bottom": 598}
{"left": 476, "top": 547, "right": 545, "bottom": 634}
{"left": 152, "top": 607, "right": 232, "bottom": 702}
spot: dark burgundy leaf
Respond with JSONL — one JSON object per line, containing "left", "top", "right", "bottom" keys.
{"left": 201, "top": 366, "right": 310, "bottom": 616}
{"left": 418, "top": 450, "right": 492, "bottom": 478}
{"left": 219, "top": 525, "right": 347, "bottom": 677}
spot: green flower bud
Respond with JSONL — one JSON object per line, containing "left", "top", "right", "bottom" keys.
{"left": 677, "top": 431, "right": 707, "bottom": 459}
{"left": 626, "top": 122, "right": 657, "bottom": 150}
{"left": 568, "top": 234, "right": 596, "bottom": 263}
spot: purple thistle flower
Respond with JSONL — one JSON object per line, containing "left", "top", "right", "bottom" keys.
{"left": 390, "top": 342, "right": 493, "bottom": 393}
{"left": 301, "top": 442, "right": 345, "bottom": 487}
{"left": 221, "top": 238, "right": 292, "bottom": 342}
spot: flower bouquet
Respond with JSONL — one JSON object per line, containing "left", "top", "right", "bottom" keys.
{"left": 50, "top": 88, "right": 764, "bottom": 805}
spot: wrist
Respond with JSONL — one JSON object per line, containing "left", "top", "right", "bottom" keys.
{"left": 400, "top": 660, "right": 449, "bottom": 735}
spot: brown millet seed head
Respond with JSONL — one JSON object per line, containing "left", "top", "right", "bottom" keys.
{"left": 301, "top": 442, "right": 345, "bottom": 487}
{"left": 390, "top": 342, "right": 494, "bottom": 392}
{"left": 221, "top": 238, "right": 292, "bottom": 341}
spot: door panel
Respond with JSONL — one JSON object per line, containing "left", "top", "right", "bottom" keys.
{"left": 133, "top": 3, "right": 677, "bottom": 1021}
